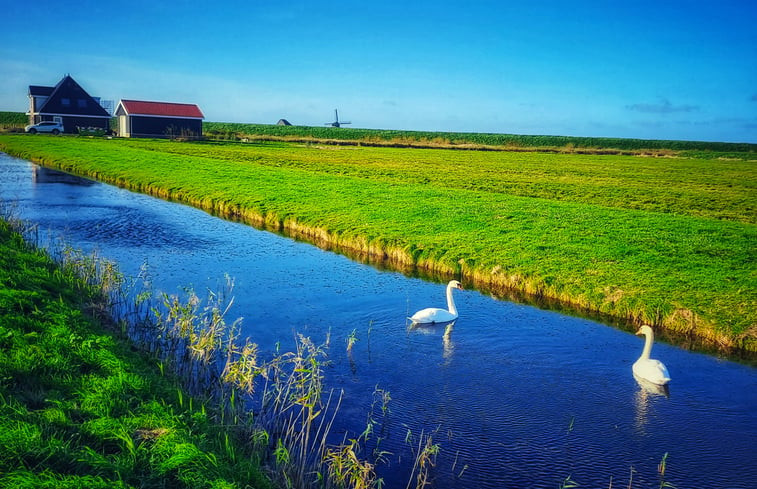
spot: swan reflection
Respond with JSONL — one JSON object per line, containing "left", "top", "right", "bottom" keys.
{"left": 634, "top": 373, "right": 670, "bottom": 398}
{"left": 442, "top": 323, "right": 455, "bottom": 361}
{"left": 633, "top": 373, "right": 670, "bottom": 433}
{"left": 408, "top": 320, "right": 456, "bottom": 363}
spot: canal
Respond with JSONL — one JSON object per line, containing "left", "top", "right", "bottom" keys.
{"left": 1, "top": 152, "right": 755, "bottom": 488}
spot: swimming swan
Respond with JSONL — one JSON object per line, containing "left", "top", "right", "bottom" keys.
{"left": 633, "top": 325, "right": 671, "bottom": 385}
{"left": 409, "top": 280, "right": 463, "bottom": 324}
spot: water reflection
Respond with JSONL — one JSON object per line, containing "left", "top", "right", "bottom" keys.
{"left": 442, "top": 323, "right": 455, "bottom": 362}
{"left": 407, "top": 320, "right": 457, "bottom": 364}
{"left": 33, "top": 165, "right": 96, "bottom": 186}
{"left": 633, "top": 373, "right": 670, "bottom": 434}
{"left": 634, "top": 373, "right": 671, "bottom": 398}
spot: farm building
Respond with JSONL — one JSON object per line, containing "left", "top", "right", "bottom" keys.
{"left": 114, "top": 100, "right": 204, "bottom": 138}
{"left": 27, "top": 75, "right": 111, "bottom": 133}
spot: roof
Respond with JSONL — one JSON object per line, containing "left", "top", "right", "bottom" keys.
{"left": 29, "top": 75, "right": 110, "bottom": 118}
{"left": 117, "top": 100, "right": 204, "bottom": 119}
{"left": 29, "top": 85, "right": 54, "bottom": 96}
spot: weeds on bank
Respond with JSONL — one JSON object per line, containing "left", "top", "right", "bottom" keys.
{"left": 0, "top": 218, "right": 270, "bottom": 488}
{"left": 1, "top": 207, "right": 447, "bottom": 488}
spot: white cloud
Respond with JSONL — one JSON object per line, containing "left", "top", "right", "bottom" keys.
{"left": 626, "top": 98, "right": 699, "bottom": 114}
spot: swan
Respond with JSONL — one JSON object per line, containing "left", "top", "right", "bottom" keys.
{"left": 409, "top": 280, "right": 463, "bottom": 324}
{"left": 632, "top": 325, "right": 671, "bottom": 385}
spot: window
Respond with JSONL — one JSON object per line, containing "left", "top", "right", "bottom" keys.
{"left": 77, "top": 99, "right": 87, "bottom": 108}
{"left": 61, "top": 98, "right": 70, "bottom": 106}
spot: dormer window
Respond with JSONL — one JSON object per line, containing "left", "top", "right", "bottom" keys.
{"left": 34, "top": 96, "right": 48, "bottom": 111}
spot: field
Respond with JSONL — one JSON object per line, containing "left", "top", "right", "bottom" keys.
{"left": 2, "top": 111, "right": 755, "bottom": 154}
{"left": 0, "top": 134, "right": 754, "bottom": 353}
{"left": 203, "top": 121, "right": 757, "bottom": 154}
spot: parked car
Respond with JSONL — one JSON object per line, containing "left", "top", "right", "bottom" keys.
{"left": 25, "top": 121, "right": 64, "bottom": 134}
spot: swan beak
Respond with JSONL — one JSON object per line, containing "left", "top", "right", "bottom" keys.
{"left": 634, "top": 328, "right": 643, "bottom": 336}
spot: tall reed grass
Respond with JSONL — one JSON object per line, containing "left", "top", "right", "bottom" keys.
{"left": 0, "top": 212, "right": 271, "bottom": 488}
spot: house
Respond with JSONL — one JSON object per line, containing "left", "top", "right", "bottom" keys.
{"left": 277, "top": 119, "right": 292, "bottom": 126}
{"left": 27, "top": 75, "right": 111, "bottom": 133}
{"left": 114, "top": 100, "right": 204, "bottom": 138}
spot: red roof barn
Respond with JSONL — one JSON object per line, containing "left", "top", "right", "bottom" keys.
{"left": 114, "top": 99, "right": 204, "bottom": 139}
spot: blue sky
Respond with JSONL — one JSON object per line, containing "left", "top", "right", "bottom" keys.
{"left": 2, "top": 0, "right": 755, "bottom": 142}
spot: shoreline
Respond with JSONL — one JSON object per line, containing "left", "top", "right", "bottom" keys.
{"left": 230, "top": 206, "right": 750, "bottom": 358}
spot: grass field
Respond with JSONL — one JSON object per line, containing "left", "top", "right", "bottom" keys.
{"left": 2, "top": 111, "right": 755, "bottom": 154}
{"left": 203, "top": 121, "right": 757, "bottom": 155}
{"left": 0, "top": 218, "right": 271, "bottom": 488}
{"left": 0, "top": 134, "right": 754, "bottom": 353}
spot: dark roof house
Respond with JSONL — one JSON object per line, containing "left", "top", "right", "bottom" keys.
{"left": 114, "top": 100, "right": 204, "bottom": 138}
{"left": 27, "top": 75, "right": 111, "bottom": 133}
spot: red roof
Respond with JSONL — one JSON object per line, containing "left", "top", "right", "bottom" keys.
{"left": 119, "top": 99, "right": 204, "bottom": 118}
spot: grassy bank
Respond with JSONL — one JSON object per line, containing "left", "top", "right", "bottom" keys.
{"left": 0, "top": 218, "right": 271, "bottom": 488}
{"left": 0, "top": 134, "right": 754, "bottom": 353}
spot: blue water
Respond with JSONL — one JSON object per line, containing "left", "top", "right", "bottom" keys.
{"left": 2, "top": 153, "right": 755, "bottom": 488}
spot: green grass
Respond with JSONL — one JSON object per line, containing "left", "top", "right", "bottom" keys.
{"left": 0, "top": 134, "right": 754, "bottom": 353}
{"left": 0, "top": 219, "right": 271, "bottom": 488}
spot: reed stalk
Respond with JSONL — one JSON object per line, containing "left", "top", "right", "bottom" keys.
{"left": 559, "top": 474, "right": 580, "bottom": 488}
{"left": 146, "top": 286, "right": 392, "bottom": 488}
{"left": 404, "top": 430, "right": 440, "bottom": 489}
{"left": 346, "top": 328, "right": 358, "bottom": 352}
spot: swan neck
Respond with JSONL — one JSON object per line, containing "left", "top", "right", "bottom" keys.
{"left": 446, "top": 285, "right": 458, "bottom": 316}
{"left": 639, "top": 332, "right": 653, "bottom": 361}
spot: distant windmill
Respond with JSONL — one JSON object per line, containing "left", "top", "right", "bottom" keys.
{"left": 325, "top": 109, "right": 351, "bottom": 128}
